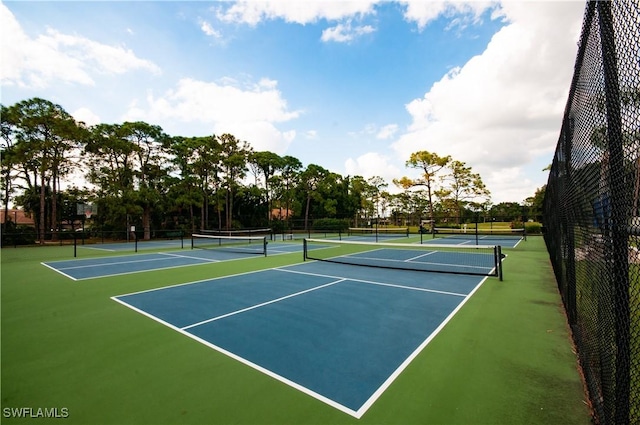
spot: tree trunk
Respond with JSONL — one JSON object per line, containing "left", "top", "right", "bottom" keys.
{"left": 226, "top": 187, "right": 234, "bottom": 230}
{"left": 217, "top": 194, "right": 222, "bottom": 231}
{"left": 192, "top": 202, "right": 196, "bottom": 234}
{"left": 39, "top": 171, "right": 46, "bottom": 244}
{"left": 2, "top": 169, "right": 10, "bottom": 230}
{"left": 304, "top": 194, "right": 311, "bottom": 231}
{"left": 143, "top": 206, "right": 151, "bottom": 240}
{"left": 199, "top": 198, "right": 205, "bottom": 231}
{"left": 51, "top": 172, "right": 58, "bottom": 241}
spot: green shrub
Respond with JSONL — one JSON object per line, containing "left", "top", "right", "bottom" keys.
{"left": 525, "top": 222, "right": 543, "bottom": 234}
{"left": 1, "top": 225, "right": 37, "bottom": 246}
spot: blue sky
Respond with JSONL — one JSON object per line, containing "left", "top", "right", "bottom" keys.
{"left": 1, "top": 1, "right": 586, "bottom": 203}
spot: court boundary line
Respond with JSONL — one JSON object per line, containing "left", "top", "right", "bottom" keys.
{"left": 40, "top": 262, "right": 79, "bottom": 281}
{"left": 43, "top": 252, "right": 260, "bottom": 281}
{"left": 181, "top": 278, "right": 345, "bottom": 330}
{"left": 405, "top": 251, "right": 437, "bottom": 261}
{"left": 356, "top": 275, "right": 489, "bottom": 417}
{"left": 77, "top": 245, "right": 117, "bottom": 252}
{"left": 158, "top": 252, "right": 222, "bottom": 262}
{"left": 114, "top": 267, "right": 277, "bottom": 298}
{"left": 54, "top": 254, "right": 217, "bottom": 271}
{"left": 276, "top": 267, "right": 468, "bottom": 297}
{"left": 111, "top": 272, "right": 361, "bottom": 418}
{"left": 342, "top": 253, "right": 495, "bottom": 273}
{"left": 43, "top": 240, "right": 303, "bottom": 282}
{"left": 432, "top": 235, "right": 523, "bottom": 248}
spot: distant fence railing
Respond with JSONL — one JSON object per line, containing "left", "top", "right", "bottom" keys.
{"left": 542, "top": 1, "right": 639, "bottom": 424}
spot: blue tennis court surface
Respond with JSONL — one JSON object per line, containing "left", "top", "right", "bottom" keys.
{"left": 424, "top": 235, "right": 523, "bottom": 248}
{"left": 42, "top": 242, "right": 302, "bottom": 280}
{"left": 77, "top": 239, "right": 185, "bottom": 252}
{"left": 112, "top": 260, "right": 487, "bottom": 418}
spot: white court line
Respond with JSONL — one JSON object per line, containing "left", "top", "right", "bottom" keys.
{"left": 181, "top": 278, "right": 345, "bottom": 330}
{"left": 158, "top": 252, "right": 220, "bottom": 263}
{"left": 41, "top": 262, "right": 79, "bottom": 281}
{"left": 43, "top": 252, "right": 257, "bottom": 281}
{"left": 405, "top": 251, "right": 437, "bottom": 262}
{"left": 355, "top": 275, "right": 489, "bottom": 417}
{"left": 114, "top": 291, "right": 363, "bottom": 418}
{"left": 77, "top": 245, "right": 116, "bottom": 252}
{"left": 276, "top": 267, "right": 467, "bottom": 298}
{"left": 54, "top": 255, "right": 205, "bottom": 271}
{"left": 114, "top": 267, "right": 279, "bottom": 299}
{"left": 341, "top": 254, "right": 492, "bottom": 272}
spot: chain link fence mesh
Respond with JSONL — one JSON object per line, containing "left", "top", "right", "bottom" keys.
{"left": 543, "top": 1, "right": 639, "bottom": 424}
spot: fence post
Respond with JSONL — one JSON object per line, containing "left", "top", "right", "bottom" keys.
{"left": 562, "top": 115, "right": 577, "bottom": 326}
{"left": 598, "top": 2, "right": 630, "bottom": 423}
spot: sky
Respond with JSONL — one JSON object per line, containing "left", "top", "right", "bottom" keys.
{"left": 1, "top": 0, "right": 587, "bottom": 204}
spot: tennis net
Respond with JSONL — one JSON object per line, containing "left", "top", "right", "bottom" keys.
{"left": 347, "top": 227, "right": 409, "bottom": 238}
{"left": 303, "top": 238, "right": 503, "bottom": 280}
{"left": 198, "top": 228, "right": 272, "bottom": 238}
{"left": 191, "top": 234, "right": 267, "bottom": 256}
{"left": 433, "top": 227, "right": 525, "bottom": 241}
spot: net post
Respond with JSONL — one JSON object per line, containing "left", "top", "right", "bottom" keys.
{"left": 263, "top": 237, "right": 267, "bottom": 257}
{"left": 497, "top": 245, "right": 503, "bottom": 281}
{"left": 303, "top": 238, "right": 308, "bottom": 261}
{"left": 73, "top": 234, "right": 77, "bottom": 258}
{"left": 134, "top": 234, "right": 138, "bottom": 253}
{"left": 522, "top": 204, "right": 528, "bottom": 241}
{"left": 475, "top": 213, "right": 479, "bottom": 245}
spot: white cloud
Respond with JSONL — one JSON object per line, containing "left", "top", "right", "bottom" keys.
{"left": 345, "top": 152, "right": 402, "bottom": 188}
{"left": 376, "top": 124, "right": 398, "bottom": 140}
{"left": 0, "top": 3, "right": 160, "bottom": 89}
{"left": 200, "top": 19, "right": 222, "bottom": 39}
{"left": 391, "top": 1, "right": 585, "bottom": 203}
{"left": 321, "top": 20, "right": 375, "bottom": 43}
{"left": 71, "top": 107, "right": 101, "bottom": 127}
{"left": 399, "top": 0, "right": 498, "bottom": 30}
{"left": 123, "top": 77, "right": 301, "bottom": 154}
{"left": 216, "top": 0, "right": 378, "bottom": 25}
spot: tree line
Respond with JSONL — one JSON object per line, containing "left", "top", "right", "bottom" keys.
{"left": 1, "top": 97, "right": 543, "bottom": 243}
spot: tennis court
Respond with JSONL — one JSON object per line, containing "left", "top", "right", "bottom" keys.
{"left": 425, "top": 228, "right": 525, "bottom": 248}
{"left": 113, "top": 255, "right": 488, "bottom": 418}
{"left": 43, "top": 240, "right": 302, "bottom": 280}
{"left": 76, "top": 238, "right": 185, "bottom": 252}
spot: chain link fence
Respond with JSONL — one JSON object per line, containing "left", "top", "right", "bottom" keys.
{"left": 543, "top": 1, "right": 639, "bottom": 424}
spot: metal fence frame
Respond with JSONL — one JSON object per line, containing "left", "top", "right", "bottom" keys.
{"left": 543, "top": 1, "right": 639, "bottom": 424}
